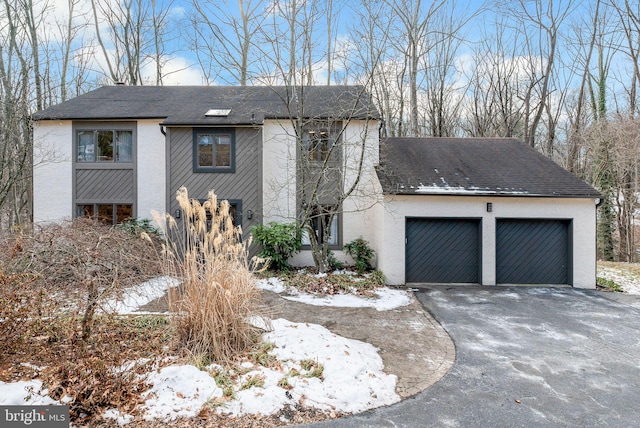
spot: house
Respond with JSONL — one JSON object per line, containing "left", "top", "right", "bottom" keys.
{"left": 31, "top": 85, "right": 381, "bottom": 268}
{"left": 32, "top": 86, "right": 601, "bottom": 288}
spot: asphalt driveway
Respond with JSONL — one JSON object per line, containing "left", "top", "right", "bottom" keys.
{"left": 307, "top": 286, "right": 640, "bottom": 427}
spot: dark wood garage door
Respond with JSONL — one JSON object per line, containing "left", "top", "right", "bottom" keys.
{"left": 496, "top": 219, "right": 570, "bottom": 285}
{"left": 406, "top": 218, "right": 480, "bottom": 283}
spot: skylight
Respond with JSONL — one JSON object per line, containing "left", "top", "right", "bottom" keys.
{"left": 205, "top": 108, "right": 231, "bottom": 117}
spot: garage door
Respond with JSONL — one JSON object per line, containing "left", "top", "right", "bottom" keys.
{"left": 406, "top": 218, "right": 480, "bottom": 283}
{"left": 496, "top": 219, "right": 570, "bottom": 285}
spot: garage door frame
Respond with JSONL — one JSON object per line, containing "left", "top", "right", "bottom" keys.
{"left": 495, "top": 218, "right": 573, "bottom": 285}
{"left": 405, "top": 217, "right": 482, "bottom": 285}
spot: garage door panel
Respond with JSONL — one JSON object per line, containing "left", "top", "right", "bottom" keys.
{"left": 496, "top": 219, "right": 569, "bottom": 284}
{"left": 406, "top": 219, "right": 480, "bottom": 283}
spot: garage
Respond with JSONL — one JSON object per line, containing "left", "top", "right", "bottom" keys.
{"left": 375, "top": 137, "right": 600, "bottom": 287}
{"left": 496, "top": 219, "right": 570, "bottom": 285}
{"left": 406, "top": 218, "right": 481, "bottom": 284}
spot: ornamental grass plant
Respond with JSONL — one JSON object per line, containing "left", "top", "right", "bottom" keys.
{"left": 153, "top": 187, "right": 265, "bottom": 364}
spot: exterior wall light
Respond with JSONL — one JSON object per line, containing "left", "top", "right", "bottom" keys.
{"left": 486, "top": 202, "right": 493, "bottom": 212}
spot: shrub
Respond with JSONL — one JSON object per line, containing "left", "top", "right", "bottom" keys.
{"left": 327, "top": 250, "right": 344, "bottom": 271}
{"left": 0, "top": 219, "right": 164, "bottom": 340}
{"left": 251, "top": 222, "right": 302, "bottom": 272}
{"left": 153, "top": 187, "right": 266, "bottom": 363}
{"left": 343, "top": 238, "right": 375, "bottom": 274}
{"left": 117, "top": 217, "right": 161, "bottom": 236}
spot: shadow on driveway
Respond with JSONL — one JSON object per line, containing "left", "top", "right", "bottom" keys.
{"left": 305, "top": 286, "right": 640, "bottom": 427}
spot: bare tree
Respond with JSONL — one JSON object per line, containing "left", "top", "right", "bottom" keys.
{"left": 190, "top": 0, "right": 264, "bottom": 85}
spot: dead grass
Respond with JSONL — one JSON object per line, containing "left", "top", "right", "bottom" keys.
{"left": 598, "top": 261, "right": 640, "bottom": 277}
{"left": 153, "top": 187, "right": 267, "bottom": 364}
{"left": 0, "top": 220, "right": 168, "bottom": 422}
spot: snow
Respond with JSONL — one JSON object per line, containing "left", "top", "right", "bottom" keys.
{"left": 256, "top": 277, "right": 287, "bottom": 293}
{"left": 283, "top": 287, "right": 412, "bottom": 311}
{"left": 101, "top": 276, "right": 180, "bottom": 314}
{"left": 2, "top": 274, "right": 405, "bottom": 424}
{"left": 414, "top": 184, "right": 528, "bottom": 194}
{"left": 598, "top": 266, "right": 640, "bottom": 295}
{"left": 0, "top": 380, "right": 58, "bottom": 405}
{"left": 256, "top": 275, "right": 413, "bottom": 311}
{"left": 141, "top": 365, "right": 223, "bottom": 421}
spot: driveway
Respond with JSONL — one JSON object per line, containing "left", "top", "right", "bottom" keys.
{"left": 306, "top": 286, "right": 640, "bottom": 427}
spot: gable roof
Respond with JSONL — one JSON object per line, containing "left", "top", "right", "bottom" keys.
{"left": 32, "top": 85, "right": 379, "bottom": 125}
{"left": 376, "top": 137, "right": 601, "bottom": 198}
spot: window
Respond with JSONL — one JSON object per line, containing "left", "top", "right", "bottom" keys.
{"left": 302, "top": 122, "right": 341, "bottom": 163}
{"left": 302, "top": 205, "right": 339, "bottom": 246}
{"left": 194, "top": 128, "right": 235, "bottom": 172}
{"left": 77, "top": 130, "right": 133, "bottom": 162}
{"left": 77, "top": 204, "right": 133, "bottom": 225}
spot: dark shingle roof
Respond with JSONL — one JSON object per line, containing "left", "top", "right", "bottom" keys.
{"left": 32, "top": 85, "right": 379, "bottom": 125}
{"left": 376, "top": 137, "right": 601, "bottom": 198}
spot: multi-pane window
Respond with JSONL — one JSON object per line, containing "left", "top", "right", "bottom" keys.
{"left": 304, "top": 130, "right": 330, "bottom": 162}
{"left": 302, "top": 122, "right": 340, "bottom": 163}
{"left": 194, "top": 129, "right": 235, "bottom": 172}
{"left": 302, "top": 205, "right": 339, "bottom": 246}
{"left": 78, "top": 204, "right": 133, "bottom": 225}
{"left": 77, "top": 130, "right": 133, "bottom": 162}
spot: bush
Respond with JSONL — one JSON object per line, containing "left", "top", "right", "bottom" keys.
{"left": 153, "top": 187, "right": 266, "bottom": 363}
{"left": 343, "top": 238, "right": 375, "bottom": 274}
{"left": 251, "top": 222, "right": 302, "bottom": 272}
{"left": 0, "top": 219, "right": 164, "bottom": 340}
{"left": 117, "top": 217, "right": 161, "bottom": 236}
{"left": 327, "top": 250, "right": 344, "bottom": 271}
{"left": 0, "top": 224, "right": 169, "bottom": 422}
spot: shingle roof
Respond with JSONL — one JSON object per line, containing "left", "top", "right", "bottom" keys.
{"left": 376, "top": 137, "right": 601, "bottom": 198}
{"left": 32, "top": 85, "right": 379, "bottom": 125}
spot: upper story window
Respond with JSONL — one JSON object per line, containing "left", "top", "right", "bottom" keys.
{"left": 302, "top": 121, "right": 341, "bottom": 163}
{"left": 193, "top": 128, "right": 235, "bottom": 173}
{"left": 77, "top": 130, "right": 133, "bottom": 162}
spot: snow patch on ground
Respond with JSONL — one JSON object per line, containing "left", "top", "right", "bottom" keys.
{"left": 215, "top": 319, "right": 399, "bottom": 417}
{"left": 598, "top": 266, "right": 640, "bottom": 295}
{"left": 257, "top": 275, "right": 412, "bottom": 311}
{"left": 256, "top": 277, "right": 287, "bottom": 293}
{"left": 102, "top": 276, "right": 180, "bottom": 314}
{"left": 0, "top": 380, "right": 59, "bottom": 405}
{"left": 141, "top": 365, "right": 223, "bottom": 421}
{"left": 283, "top": 287, "right": 412, "bottom": 311}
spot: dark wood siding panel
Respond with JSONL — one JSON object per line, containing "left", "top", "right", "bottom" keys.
{"left": 168, "top": 127, "right": 261, "bottom": 232}
{"left": 76, "top": 169, "right": 135, "bottom": 201}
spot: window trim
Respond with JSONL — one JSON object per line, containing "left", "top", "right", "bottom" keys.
{"left": 301, "top": 121, "right": 342, "bottom": 165}
{"left": 75, "top": 128, "right": 135, "bottom": 164}
{"left": 193, "top": 128, "right": 236, "bottom": 173}
{"left": 76, "top": 203, "right": 134, "bottom": 225}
